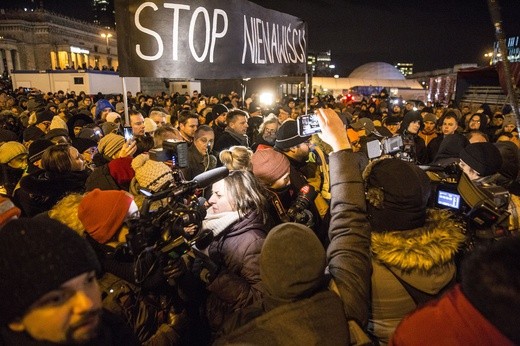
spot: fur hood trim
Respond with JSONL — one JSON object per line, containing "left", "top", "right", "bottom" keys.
{"left": 371, "top": 208, "right": 465, "bottom": 274}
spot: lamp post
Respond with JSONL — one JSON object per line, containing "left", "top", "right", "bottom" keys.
{"left": 100, "top": 33, "right": 112, "bottom": 52}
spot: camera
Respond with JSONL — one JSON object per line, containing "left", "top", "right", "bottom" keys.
{"left": 149, "top": 140, "right": 189, "bottom": 168}
{"left": 125, "top": 167, "right": 229, "bottom": 281}
{"left": 366, "top": 135, "right": 403, "bottom": 159}
{"left": 286, "top": 185, "right": 317, "bottom": 227}
{"left": 427, "top": 165, "right": 511, "bottom": 239}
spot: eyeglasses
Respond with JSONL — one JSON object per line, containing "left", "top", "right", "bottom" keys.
{"left": 264, "top": 128, "right": 277, "bottom": 134}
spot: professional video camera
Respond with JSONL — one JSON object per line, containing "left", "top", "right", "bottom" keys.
{"left": 425, "top": 163, "right": 511, "bottom": 240}
{"left": 366, "top": 135, "right": 403, "bottom": 159}
{"left": 286, "top": 185, "right": 317, "bottom": 227}
{"left": 124, "top": 166, "right": 229, "bottom": 282}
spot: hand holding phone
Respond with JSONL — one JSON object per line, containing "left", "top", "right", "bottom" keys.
{"left": 123, "top": 126, "right": 134, "bottom": 142}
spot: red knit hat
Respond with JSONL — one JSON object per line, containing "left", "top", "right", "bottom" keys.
{"left": 0, "top": 196, "right": 21, "bottom": 228}
{"left": 251, "top": 148, "right": 290, "bottom": 186}
{"left": 78, "top": 189, "right": 133, "bottom": 244}
{"left": 108, "top": 157, "right": 135, "bottom": 187}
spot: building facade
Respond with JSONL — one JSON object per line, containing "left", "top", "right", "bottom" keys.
{"left": 0, "top": 9, "right": 118, "bottom": 76}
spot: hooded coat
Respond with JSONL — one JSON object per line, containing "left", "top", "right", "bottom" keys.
{"left": 398, "top": 111, "right": 427, "bottom": 164}
{"left": 369, "top": 208, "right": 465, "bottom": 344}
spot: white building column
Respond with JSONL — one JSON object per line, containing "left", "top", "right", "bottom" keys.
{"left": 4, "top": 49, "right": 13, "bottom": 74}
{"left": 0, "top": 49, "right": 5, "bottom": 75}
{"left": 14, "top": 50, "right": 20, "bottom": 71}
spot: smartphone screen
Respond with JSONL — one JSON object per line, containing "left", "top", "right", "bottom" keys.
{"left": 123, "top": 126, "right": 133, "bottom": 142}
{"left": 297, "top": 113, "right": 321, "bottom": 136}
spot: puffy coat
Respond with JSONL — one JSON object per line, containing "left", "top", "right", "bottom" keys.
{"left": 369, "top": 209, "right": 465, "bottom": 344}
{"left": 205, "top": 210, "right": 267, "bottom": 331}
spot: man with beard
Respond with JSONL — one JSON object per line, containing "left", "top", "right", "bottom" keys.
{"left": 0, "top": 218, "right": 136, "bottom": 345}
{"left": 252, "top": 114, "right": 279, "bottom": 151}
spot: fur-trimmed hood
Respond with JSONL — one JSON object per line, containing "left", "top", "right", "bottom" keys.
{"left": 371, "top": 208, "right": 465, "bottom": 275}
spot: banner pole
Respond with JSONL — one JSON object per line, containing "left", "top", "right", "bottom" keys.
{"left": 122, "top": 76, "right": 129, "bottom": 125}
{"left": 305, "top": 72, "right": 309, "bottom": 112}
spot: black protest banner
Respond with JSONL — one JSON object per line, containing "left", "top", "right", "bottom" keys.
{"left": 114, "top": 0, "right": 307, "bottom": 79}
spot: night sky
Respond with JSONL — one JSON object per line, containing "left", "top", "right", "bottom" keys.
{"left": 3, "top": 0, "right": 520, "bottom": 75}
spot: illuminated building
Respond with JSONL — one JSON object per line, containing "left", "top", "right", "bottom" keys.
{"left": 0, "top": 9, "right": 118, "bottom": 75}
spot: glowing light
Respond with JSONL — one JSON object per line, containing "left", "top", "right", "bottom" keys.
{"left": 259, "top": 92, "right": 274, "bottom": 106}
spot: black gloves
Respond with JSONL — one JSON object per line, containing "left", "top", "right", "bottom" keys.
{"left": 191, "top": 255, "right": 220, "bottom": 284}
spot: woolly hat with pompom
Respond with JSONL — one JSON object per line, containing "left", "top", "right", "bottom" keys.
{"left": 132, "top": 153, "right": 174, "bottom": 192}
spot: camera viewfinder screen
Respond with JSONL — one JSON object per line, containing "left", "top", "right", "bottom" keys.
{"left": 437, "top": 190, "right": 461, "bottom": 209}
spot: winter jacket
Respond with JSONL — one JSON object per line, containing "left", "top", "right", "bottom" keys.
{"left": 215, "top": 290, "right": 348, "bottom": 346}
{"left": 205, "top": 211, "right": 267, "bottom": 331}
{"left": 369, "top": 209, "right": 465, "bottom": 345}
{"left": 390, "top": 285, "right": 514, "bottom": 346}
{"left": 213, "top": 129, "right": 249, "bottom": 154}
{"left": 85, "top": 164, "right": 121, "bottom": 191}
{"left": 327, "top": 150, "right": 372, "bottom": 327}
{"left": 14, "top": 169, "right": 90, "bottom": 217}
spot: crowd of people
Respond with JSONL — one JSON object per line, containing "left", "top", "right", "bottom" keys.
{"left": 0, "top": 86, "right": 519, "bottom": 345}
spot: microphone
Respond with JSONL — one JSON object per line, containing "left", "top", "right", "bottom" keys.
{"left": 193, "top": 166, "right": 229, "bottom": 189}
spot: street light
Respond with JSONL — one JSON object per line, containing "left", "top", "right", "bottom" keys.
{"left": 100, "top": 33, "right": 112, "bottom": 49}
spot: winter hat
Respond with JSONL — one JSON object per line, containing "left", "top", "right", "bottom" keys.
{"left": 35, "top": 110, "right": 54, "bottom": 125}
{"left": 144, "top": 117, "right": 158, "bottom": 133}
{"left": 0, "top": 218, "right": 100, "bottom": 324}
{"left": 460, "top": 142, "right": 502, "bottom": 177}
{"left": 0, "top": 141, "right": 27, "bottom": 164}
{"left": 27, "top": 99, "right": 43, "bottom": 113}
{"left": 101, "top": 121, "right": 119, "bottom": 136}
{"left": 212, "top": 104, "right": 229, "bottom": 118}
{"left": 106, "top": 112, "right": 121, "bottom": 123}
{"left": 45, "top": 128, "right": 70, "bottom": 141}
{"left": 261, "top": 223, "right": 326, "bottom": 301}
{"left": 132, "top": 153, "right": 174, "bottom": 192}
{"left": 115, "top": 102, "right": 125, "bottom": 113}
{"left": 23, "top": 125, "right": 45, "bottom": 142}
{"left": 77, "top": 127, "right": 99, "bottom": 141}
{"left": 0, "top": 196, "right": 21, "bottom": 228}
{"left": 0, "top": 129, "right": 18, "bottom": 143}
{"left": 71, "top": 138, "right": 97, "bottom": 155}
{"left": 97, "top": 133, "right": 125, "bottom": 159}
{"left": 351, "top": 117, "right": 376, "bottom": 135}
{"left": 49, "top": 115, "right": 68, "bottom": 130}
{"left": 251, "top": 148, "right": 290, "bottom": 186}
{"left": 108, "top": 157, "right": 135, "bottom": 187}
{"left": 274, "top": 120, "right": 310, "bottom": 150}
{"left": 363, "top": 157, "right": 431, "bottom": 232}
{"left": 423, "top": 113, "right": 437, "bottom": 123}
{"left": 28, "top": 139, "right": 54, "bottom": 163}
{"left": 95, "top": 99, "right": 114, "bottom": 119}
{"left": 383, "top": 115, "right": 401, "bottom": 125}
{"left": 57, "top": 103, "right": 67, "bottom": 111}
{"left": 78, "top": 189, "right": 134, "bottom": 244}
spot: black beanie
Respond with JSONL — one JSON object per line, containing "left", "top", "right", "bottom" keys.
{"left": 459, "top": 142, "right": 502, "bottom": 177}
{"left": 274, "top": 120, "right": 310, "bottom": 150}
{"left": 364, "top": 158, "right": 431, "bottom": 232}
{"left": 261, "top": 223, "right": 326, "bottom": 302}
{"left": 0, "top": 218, "right": 101, "bottom": 324}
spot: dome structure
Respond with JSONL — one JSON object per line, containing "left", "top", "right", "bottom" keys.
{"left": 349, "top": 62, "right": 405, "bottom": 80}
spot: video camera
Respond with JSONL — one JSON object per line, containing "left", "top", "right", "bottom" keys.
{"left": 125, "top": 167, "right": 229, "bottom": 282}
{"left": 366, "top": 135, "right": 403, "bottom": 159}
{"left": 286, "top": 185, "right": 317, "bottom": 228}
{"left": 425, "top": 164, "right": 511, "bottom": 239}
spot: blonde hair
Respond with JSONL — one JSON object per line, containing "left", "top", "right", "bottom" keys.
{"left": 222, "top": 170, "right": 267, "bottom": 221}
{"left": 48, "top": 193, "right": 85, "bottom": 236}
{"left": 219, "top": 145, "right": 253, "bottom": 171}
